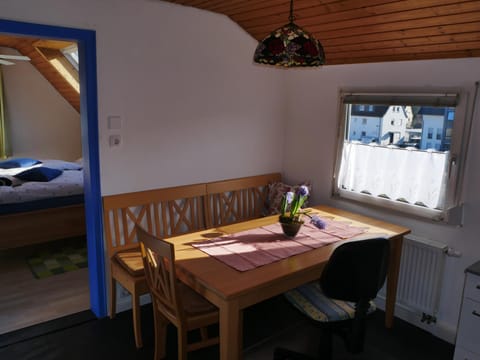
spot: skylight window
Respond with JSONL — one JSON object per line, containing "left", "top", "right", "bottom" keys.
{"left": 61, "top": 44, "right": 79, "bottom": 71}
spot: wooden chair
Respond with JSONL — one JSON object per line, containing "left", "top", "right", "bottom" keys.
{"left": 136, "top": 224, "right": 219, "bottom": 360}
{"left": 102, "top": 183, "right": 207, "bottom": 349}
{"left": 205, "top": 173, "right": 281, "bottom": 227}
{"left": 274, "top": 237, "right": 390, "bottom": 360}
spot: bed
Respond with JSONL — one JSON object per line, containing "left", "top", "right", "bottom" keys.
{"left": 0, "top": 158, "right": 86, "bottom": 250}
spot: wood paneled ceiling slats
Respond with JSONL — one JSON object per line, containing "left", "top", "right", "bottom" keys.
{"left": 336, "top": 49, "right": 480, "bottom": 64}
{"left": 233, "top": 0, "right": 420, "bottom": 25}
{"left": 327, "top": 33, "right": 480, "bottom": 54}
{"left": 323, "top": 22, "right": 480, "bottom": 46}
{"left": 247, "top": 0, "right": 476, "bottom": 34}
{"left": 328, "top": 40, "right": 480, "bottom": 59}
{"left": 171, "top": 0, "right": 277, "bottom": 13}
{"left": 247, "top": 1, "right": 480, "bottom": 37}
{"left": 178, "top": 0, "right": 345, "bottom": 15}
{"left": 162, "top": 0, "right": 480, "bottom": 65}
{"left": 306, "top": 12, "right": 480, "bottom": 40}
{"left": 0, "top": 35, "right": 80, "bottom": 112}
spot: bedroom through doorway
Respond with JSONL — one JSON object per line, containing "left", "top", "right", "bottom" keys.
{"left": 0, "top": 34, "right": 90, "bottom": 335}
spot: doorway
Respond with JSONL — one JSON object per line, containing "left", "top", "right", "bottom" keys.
{"left": 0, "top": 19, "right": 106, "bottom": 319}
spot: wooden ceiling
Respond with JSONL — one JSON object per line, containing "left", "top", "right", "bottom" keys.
{"left": 163, "top": 0, "right": 480, "bottom": 65}
{"left": 0, "top": 35, "right": 80, "bottom": 112}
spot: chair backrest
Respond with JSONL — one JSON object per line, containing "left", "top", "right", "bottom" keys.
{"left": 320, "top": 237, "right": 390, "bottom": 303}
{"left": 102, "top": 183, "right": 207, "bottom": 258}
{"left": 205, "top": 173, "right": 281, "bottom": 227}
{"left": 136, "top": 224, "right": 185, "bottom": 325}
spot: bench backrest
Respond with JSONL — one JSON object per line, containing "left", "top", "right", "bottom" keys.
{"left": 102, "top": 173, "right": 282, "bottom": 256}
{"left": 205, "top": 173, "right": 281, "bottom": 227}
{"left": 102, "top": 183, "right": 207, "bottom": 257}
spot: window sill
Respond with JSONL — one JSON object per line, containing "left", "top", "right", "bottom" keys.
{"left": 333, "top": 190, "right": 463, "bottom": 226}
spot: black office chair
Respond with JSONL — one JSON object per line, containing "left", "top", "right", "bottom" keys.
{"left": 274, "top": 237, "right": 390, "bottom": 360}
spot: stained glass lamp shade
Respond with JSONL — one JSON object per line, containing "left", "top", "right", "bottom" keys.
{"left": 253, "top": 1, "right": 325, "bottom": 67}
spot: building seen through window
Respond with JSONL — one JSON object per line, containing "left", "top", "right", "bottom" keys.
{"left": 346, "top": 104, "right": 455, "bottom": 151}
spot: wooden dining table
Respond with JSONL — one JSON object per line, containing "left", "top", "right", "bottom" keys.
{"left": 169, "top": 205, "right": 410, "bottom": 360}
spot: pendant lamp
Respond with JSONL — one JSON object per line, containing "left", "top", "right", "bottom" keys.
{"left": 253, "top": 0, "right": 325, "bottom": 67}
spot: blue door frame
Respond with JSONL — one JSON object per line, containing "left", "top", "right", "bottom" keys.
{"left": 0, "top": 19, "right": 107, "bottom": 317}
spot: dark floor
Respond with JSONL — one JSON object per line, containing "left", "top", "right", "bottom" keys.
{"left": 0, "top": 295, "right": 455, "bottom": 360}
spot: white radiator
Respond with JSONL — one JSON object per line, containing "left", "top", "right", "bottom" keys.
{"left": 379, "top": 234, "right": 448, "bottom": 323}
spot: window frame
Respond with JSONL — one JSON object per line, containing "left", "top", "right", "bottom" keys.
{"left": 332, "top": 88, "right": 471, "bottom": 223}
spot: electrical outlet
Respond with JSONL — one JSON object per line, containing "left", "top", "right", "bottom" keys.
{"left": 109, "top": 134, "right": 121, "bottom": 147}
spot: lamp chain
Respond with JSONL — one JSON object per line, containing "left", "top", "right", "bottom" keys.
{"left": 289, "top": 0, "right": 295, "bottom": 23}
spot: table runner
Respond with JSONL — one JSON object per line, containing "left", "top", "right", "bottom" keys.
{"left": 191, "top": 216, "right": 368, "bottom": 271}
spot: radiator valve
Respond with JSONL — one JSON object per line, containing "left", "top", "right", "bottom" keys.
{"left": 445, "top": 247, "right": 462, "bottom": 257}
{"left": 421, "top": 313, "right": 437, "bottom": 324}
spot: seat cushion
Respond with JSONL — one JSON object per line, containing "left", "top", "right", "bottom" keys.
{"left": 284, "top": 281, "right": 376, "bottom": 322}
{"left": 178, "top": 283, "right": 217, "bottom": 315}
{"left": 114, "top": 250, "right": 144, "bottom": 276}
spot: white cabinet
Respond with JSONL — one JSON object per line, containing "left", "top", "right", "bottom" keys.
{"left": 454, "top": 262, "right": 480, "bottom": 360}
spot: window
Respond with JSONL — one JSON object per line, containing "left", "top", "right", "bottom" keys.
{"left": 334, "top": 90, "right": 469, "bottom": 222}
{"left": 447, "top": 110, "right": 455, "bottom": 121}
{"left": 61, "top": 44, "right": 79, "bottom": 71}
{"left": 427, "top": 127, "right": 433, "bottom": 139}
{"left": 36, "top": 43, "right": 79, "bottom": 93}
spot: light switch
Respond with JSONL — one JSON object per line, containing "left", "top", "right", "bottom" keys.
{"left": 108, "top": 116, "right": 122, "bottom": 130}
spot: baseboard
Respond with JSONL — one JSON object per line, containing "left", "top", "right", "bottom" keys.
{"left": 374, "top": 297, "right": 457, "bottom": 344}
{"left": 0, "top": 310, "right": 96, "bottom": 348}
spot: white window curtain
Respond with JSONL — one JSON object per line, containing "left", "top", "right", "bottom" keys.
{"left": 337, "top": 142, "right": 449, "bottom": 210}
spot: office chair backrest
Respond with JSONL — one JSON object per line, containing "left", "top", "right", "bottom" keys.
{"left": 320, "top": 237, "right": 390, "bottom": 303}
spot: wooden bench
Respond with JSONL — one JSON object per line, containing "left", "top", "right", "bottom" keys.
{"left": 101, "top": 172, "right": 281, "bottom": 348}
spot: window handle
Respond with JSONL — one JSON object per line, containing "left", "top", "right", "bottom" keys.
{"left": 448, "top": 155, "right": 457, "bottom": 179}
{"left": 472, "top": 310, "right": 480, "bottom": 318}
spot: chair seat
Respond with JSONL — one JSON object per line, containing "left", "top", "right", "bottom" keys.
{"left": 114, "top": 249, "right": 144, "bottom": 276}
{"left": 178, "top": 283, "right": 217, "bottom": 316}
{"left": 284, "top": 281, "right": 376, "bottom": 322}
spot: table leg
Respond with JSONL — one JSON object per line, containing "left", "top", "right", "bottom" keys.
{"left": 219, "top": 300, "right": 243, "bottom": 360}
{"left": 385, "top": 235, "right": 404, "bottom": 328}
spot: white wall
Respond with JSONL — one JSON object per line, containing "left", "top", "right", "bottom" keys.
{"left": 1, "top": 47, "right": 81, "bottom": 160}
{"left": 284, "top": 58, "right": 480, "bottom": 342}
{"left": 96, "top": 2, "right": 286, "bottom": 193}
{"left": 0, "top": 0, "right": 287, "bottom": 194}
